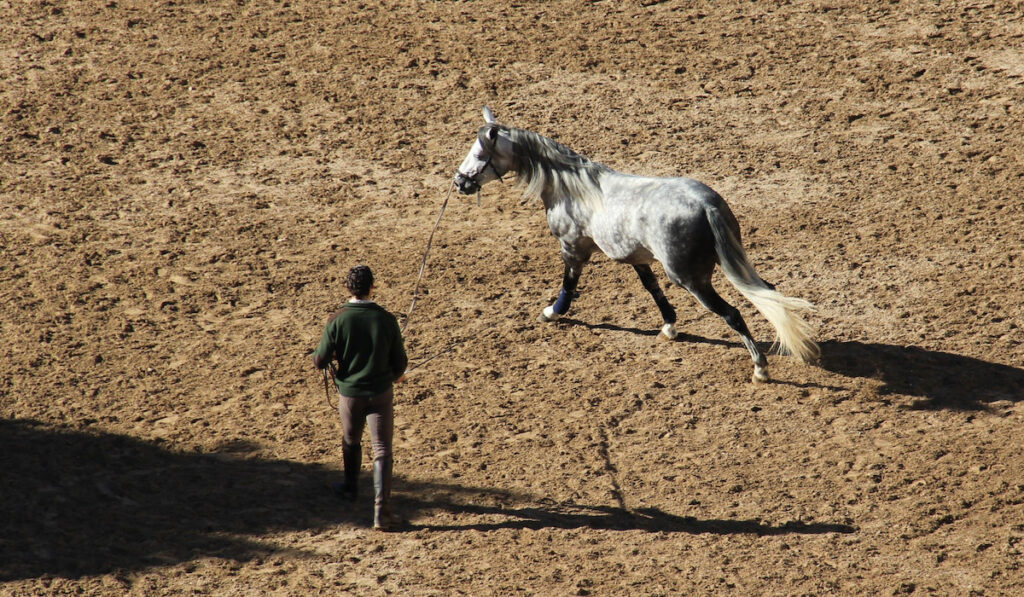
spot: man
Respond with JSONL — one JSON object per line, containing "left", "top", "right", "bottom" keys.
{"left": 312, "top": 265, "right": 408, "bottom": 530}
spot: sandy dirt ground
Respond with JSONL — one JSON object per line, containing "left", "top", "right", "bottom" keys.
{"left": 3, "top": 0, "right": 1024, "bottom": 595}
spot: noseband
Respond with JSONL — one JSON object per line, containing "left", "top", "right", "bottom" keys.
{"left": 458, "top": 126, "right": 508, "bottom": 190}
{"left": 459, "top": 151, "right": 504, "bottom": 189}
{"left": 480, "top": 152, "right": 505, "bottom": 182}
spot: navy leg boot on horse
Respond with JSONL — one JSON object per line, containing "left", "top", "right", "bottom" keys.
{"left": 373, "top": 457, "right": 397, "bottom": 531}
{"left": 539, "top": 258, "right": 585, "bottom": 323}
{"left": 539, "top": 288, "right": 578, "bottom": 322}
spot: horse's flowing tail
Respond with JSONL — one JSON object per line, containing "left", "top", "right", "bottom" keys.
{"left": 705, "top": 205, "right": 820, "bottom": 363}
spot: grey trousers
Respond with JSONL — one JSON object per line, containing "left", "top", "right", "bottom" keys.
{"left": 338, "top": 387, "right": 394, "bottom": 504}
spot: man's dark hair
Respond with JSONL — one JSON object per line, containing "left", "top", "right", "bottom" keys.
{"left": 346, "top": 265, "right": 374, "bottom": 298}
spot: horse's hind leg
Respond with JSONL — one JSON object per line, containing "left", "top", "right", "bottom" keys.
{"left": 538, "top": 257, "right": 585, "bottom": 323}
{"left": 687, "top": 281, "right": 770, "bottom": 383}
{"left": 633, "top": 264, "right": 678, "bottom": 340}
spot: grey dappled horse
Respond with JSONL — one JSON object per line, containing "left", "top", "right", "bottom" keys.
{"left": 454, "top": 107, "right": 819, "bottom": 382}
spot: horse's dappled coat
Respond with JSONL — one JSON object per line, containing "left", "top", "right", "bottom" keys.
{"left": 455, "top": 107, "right": 818, "bottom": 382}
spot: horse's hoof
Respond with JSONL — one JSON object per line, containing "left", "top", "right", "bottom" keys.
{"left": 658, "top": 323, "right": 677, "bottom": 341}
{"left": 752, "top": 367, "right": 770, "bottom": 383}
{"left": 538, "top": 306, "right": 561, "bottom": 323}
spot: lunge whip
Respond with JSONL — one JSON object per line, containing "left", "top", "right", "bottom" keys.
{"left": 401, "top": 182, "right": 455, "bottom": 334}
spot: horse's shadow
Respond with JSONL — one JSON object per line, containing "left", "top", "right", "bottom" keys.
{"left": 558, "top": 319, "right": 1022, "bottom": 410}
{"left": 1, "top": 418, "right": 855, "bottom": 581}
{"left": 817, "top": 340, "right": 1023, "bottom": 411}
{"left": 407, "top": 496, "right": 854, "bottom": 535}
{"left": 559, "top": 317, "right": 731, "bottom": 349}
{"left": 559, "top": 317, "right": 662, "bottom": 339}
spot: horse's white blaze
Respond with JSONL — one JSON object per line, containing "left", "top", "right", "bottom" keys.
{"left": 455, "top": 139, "right": 495, "bottom": 185}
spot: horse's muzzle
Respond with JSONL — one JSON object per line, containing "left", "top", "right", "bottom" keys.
{"left": 453, "top": 172, "right": 479, "bottom": 195}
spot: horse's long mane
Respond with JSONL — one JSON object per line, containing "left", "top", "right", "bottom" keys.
{"left": 506, "top": 128, "right": 609, "bottom": 210}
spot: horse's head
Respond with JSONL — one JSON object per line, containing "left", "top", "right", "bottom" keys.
{"left": 454, "top": 106, "right": 514, "bottom": 195}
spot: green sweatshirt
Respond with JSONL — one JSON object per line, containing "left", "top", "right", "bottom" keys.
{"left": 312, "top": 301, "right": 408, "bottom": 398}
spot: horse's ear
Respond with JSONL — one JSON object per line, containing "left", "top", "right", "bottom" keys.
{"left": 482, "top": 106, "right": 497, "bottom": 124}
{"left": 477, "top": 124, "right": 497, "bottom": 149}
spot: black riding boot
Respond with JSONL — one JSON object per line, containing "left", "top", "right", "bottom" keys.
{"left": 373, "top": 457, "right": 395, "bottom": 530}
{"left": 334, "top": 442, "right": 361, "bottom": 502}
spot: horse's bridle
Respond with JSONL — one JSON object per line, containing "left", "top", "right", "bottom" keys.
{"left": 454, "top": 127, "right": 507, "bottom": 194}
{"left": 455, "top": 153, "right": 504, "bottom": 194}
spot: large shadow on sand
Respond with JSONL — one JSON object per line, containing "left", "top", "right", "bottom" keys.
{"left": 407, "top": 497, "right": 854, "bottom": 535}
{"left": 1, "top": 418, "right": 347, "bottom": 581}
{"left": 560, "top": 319, "right": 1022, "bottom": 410}
{"left": 2, "top": 419, "right": 855, "bottom": 581}
{"left": 817, "top": 340, "right": 1023, "bottom": 410}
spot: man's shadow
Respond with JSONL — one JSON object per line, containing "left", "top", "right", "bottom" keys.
{"left": 559, "top": 318, "right": 1022, "bottom": 410}
{"left": 2, "top": 419, "right": 855, "bottom": 582}
{"left": 1, "top": 418, "right": 350, "bottom": 582}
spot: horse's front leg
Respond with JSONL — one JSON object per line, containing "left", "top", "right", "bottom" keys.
{"left": 538, "top": 258, "right": 585, "bottom": 323}
{"left": 633, "top": 264, "right": 678, "bottom": 340}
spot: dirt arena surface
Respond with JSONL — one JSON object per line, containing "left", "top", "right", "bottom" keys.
{"left": 3, "top": 0, "right": 1023, "bottom": 594}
